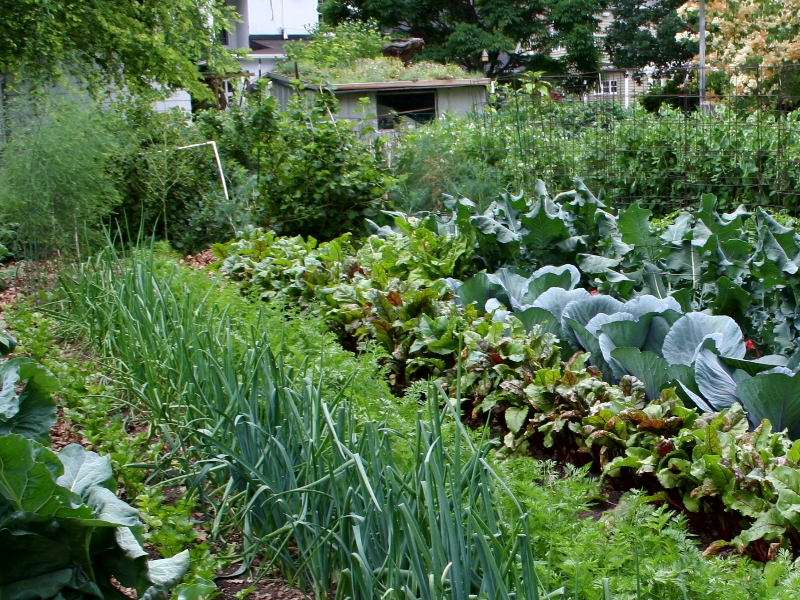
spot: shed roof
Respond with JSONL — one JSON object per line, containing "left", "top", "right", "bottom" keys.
{"left": 268, "top": 73, "right": 491, "bottom": 92}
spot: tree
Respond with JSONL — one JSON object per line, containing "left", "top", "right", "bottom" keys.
{"left": 0, "top": 0, "right": 238, "bottom": 99}
{"left": 605, "top": 0, "right": 696, "bottom": 71}
{"left": 320, "top": 0, "right": 608, "bottom": 76}
{"left": 703, "top": 0, "right": 800, "bottom": 93}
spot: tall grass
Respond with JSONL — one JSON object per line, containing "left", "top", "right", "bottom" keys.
{"left": 59, "top": 246, "right": 554, "bottom": 598}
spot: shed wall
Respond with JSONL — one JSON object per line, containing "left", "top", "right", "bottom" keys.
{"left": 437, "top": 86, "right": 487, "bottom": 117}
{"left": 270, "top": 80, "right": 487, "bottom": 122}
{"left": 337, "top": 92, "right": 377, "bottom": 126}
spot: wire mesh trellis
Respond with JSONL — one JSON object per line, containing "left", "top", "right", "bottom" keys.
{"left": 482, "top": 65, "right": 800, "bottom": 214}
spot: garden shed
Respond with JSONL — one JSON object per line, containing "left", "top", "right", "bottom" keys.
{"left": 268, "top": 73, "right": 490, "bottom": 130}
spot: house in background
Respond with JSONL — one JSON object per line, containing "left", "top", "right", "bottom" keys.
{"left": 223, "top": 0, "right": 319, "bottom": 80}
{"left": 161, "top": 0, "right": 319, "bottom": 110}
{"left": 547, "top": 10, "right": 651, "bottom": 105}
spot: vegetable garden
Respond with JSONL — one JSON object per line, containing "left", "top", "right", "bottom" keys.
{"left": 6, "top": 77, "right": 800, "bottom": 598}
{"left": 215, "top": 179, "right": 800, "bottom": 561}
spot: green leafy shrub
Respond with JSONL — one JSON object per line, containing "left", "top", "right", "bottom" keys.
{"left": 257, "top": 92, "right": 395, "bottom": 239}
{"left": 389, "top": 114, "right": 513, "bottom": 214}
{"left": 216, "top": 227, "right": 356, "bottom": 303}
{"left": 113, "top": 103, "right": 242, "bottom": 252}
{"left": 283, "top": 21, "right": 389, "bottom": 72}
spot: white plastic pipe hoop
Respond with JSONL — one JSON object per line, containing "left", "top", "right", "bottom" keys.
{"left": 173, "top": 140, "right": 230, "bottom": 202}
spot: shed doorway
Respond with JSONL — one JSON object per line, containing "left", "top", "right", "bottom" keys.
{"left": 376, "top": 91, "right": 436, "bottom": 129}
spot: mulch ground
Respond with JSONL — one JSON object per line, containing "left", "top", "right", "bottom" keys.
{"left": 180, "top": 249, "right": 218, "bottom": 269}
{"left": 215, "top": 573, "right": 309, "bottom": 600}
{"left": 50, "top": 407, "right": 87, "bottom": 451}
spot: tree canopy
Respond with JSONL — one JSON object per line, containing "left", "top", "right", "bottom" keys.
{"left": 320, "top": 0, "right": 608, "bottom": 76}
{"left": 704, "top": 0, "right": 800, "bottom": 90}
{"left": 604, "top": 0, "right": 696, "bottom": 71}
{"left": 0, "top": 0, "right": 237, "bottom": 98}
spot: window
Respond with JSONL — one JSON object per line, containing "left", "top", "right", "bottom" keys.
{"left": 376, "top": 91, "right": 436, "bottom": 130}
{"left": 599, "top": 80, "right": 618, "bottom": 95}
{"left": 219, "top": 29, "right": 229, "bottom": 45}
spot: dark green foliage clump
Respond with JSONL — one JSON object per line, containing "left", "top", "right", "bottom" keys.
{"left": 604, "top": 0, "right": 696, "bottom": 71}
{"left": 113, "top": 103, "right": 235, "bottom": 252}
{"left": 111, "top": 90, "right": 394, "bottom": 250}
{"left": 254, "top": 93, "right": 395, "bottom": 239}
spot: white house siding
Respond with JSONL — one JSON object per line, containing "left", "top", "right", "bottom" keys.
{"left": 245, "top": 0, "right": 318, "bottom": 38}
{"left": 154, "top": 89, "right": 193, "bottom": 112}
{"left": 239, "top": 58, "right": 280, "bottom": 81}
{"left": 220, "top": 0, "right": 251, "bottom": 48}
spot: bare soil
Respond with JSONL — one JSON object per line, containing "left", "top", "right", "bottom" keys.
{"left": 215, "top": 571, "right": 309, "bottom": 600}
{"left": 49, "top": 407, "right": 87, "bottom": 451}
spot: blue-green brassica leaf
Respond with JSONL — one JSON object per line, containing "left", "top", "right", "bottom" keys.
{"left": 662, "top": 312, "right": 746, "bottom": 366}
{"left": 736, "top": 373, "right": 800, "bottom": 439}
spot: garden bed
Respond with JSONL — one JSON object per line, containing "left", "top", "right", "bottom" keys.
{"left": 214, "top": 179, "right": 800, "bottom": 561}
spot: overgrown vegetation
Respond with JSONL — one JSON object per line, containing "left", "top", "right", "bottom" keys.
{"left": 7, "top": 17, "right": 800, "bottom": 596}
{"left": 0, "top": 86, "right": 394, "bottom": 257}
{"left": 390, "top": 96, "right": 800, "bottom": 215}
{"left": 274, "top": 21, "right": 481, "bottom": 83}
{"left": 4, "top": 68, "right": 800, "bottom": 260}
{"left": 213, "top": 178, "right": 800, "bottom": 559}
{"left": 0, "top": 0, "right": 237, "bottom": 99}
